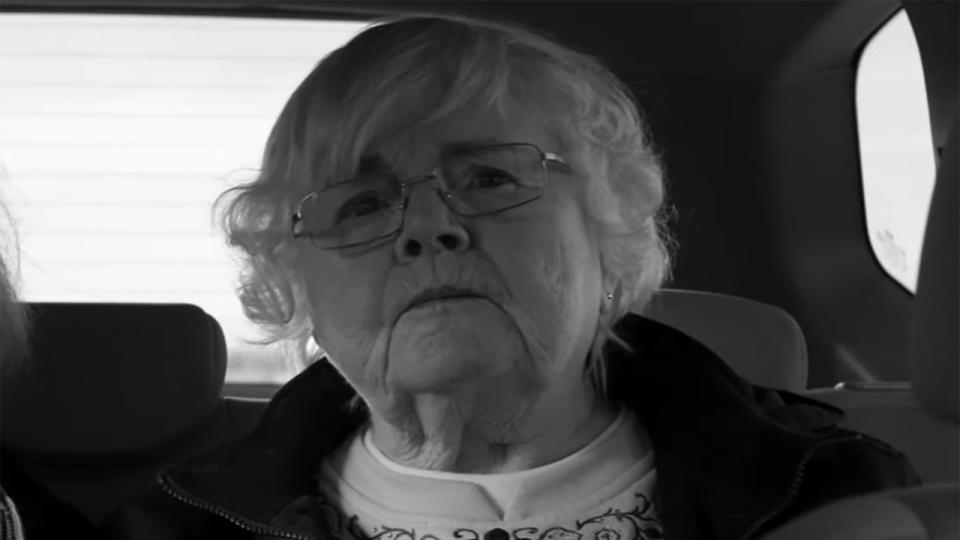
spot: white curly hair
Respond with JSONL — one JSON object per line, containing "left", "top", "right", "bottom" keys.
{"left": 217, "top": 14, "right": 675, "bottom": 391}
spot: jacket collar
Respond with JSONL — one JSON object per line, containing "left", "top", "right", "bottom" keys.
{"left": 163, "top": 314, "right": 844, "bottom": 540}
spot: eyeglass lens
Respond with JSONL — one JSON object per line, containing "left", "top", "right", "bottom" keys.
{"left": 297, "top": 144, "right": 546, "bottom": 248}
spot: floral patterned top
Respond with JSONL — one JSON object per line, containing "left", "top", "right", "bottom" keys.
{"left": 261, "top": 410, "right": 663, "bottom": 540}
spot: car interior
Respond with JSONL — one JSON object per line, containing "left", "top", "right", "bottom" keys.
{"left": 0, "top": 0, "right": 956, "bottom": 538}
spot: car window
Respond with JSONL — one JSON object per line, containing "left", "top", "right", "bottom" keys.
{"left": 0, "top": 13, "right": 366, "bottom": 383}
{"left": 856, "top": 10, "right": 936, "bottom": 294}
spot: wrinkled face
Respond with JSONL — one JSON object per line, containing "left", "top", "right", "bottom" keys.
{"left": 298, "top": 102, "right": 604, "bottom": 399}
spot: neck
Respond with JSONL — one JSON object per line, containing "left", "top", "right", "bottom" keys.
{"left": 367, "top": 376, "right": 617, "bottom": 473}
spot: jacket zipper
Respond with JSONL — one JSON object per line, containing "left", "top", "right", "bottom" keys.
{"left": 159, "top": 473, "right": 318, "bottom": 540}
{"left": 0, "top": 491, "right": 20, "bottom": 540}
{"left": 737, "top": 433, "right": 864, "bottom": 540}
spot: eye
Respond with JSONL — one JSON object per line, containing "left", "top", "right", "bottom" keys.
{"left": 336, "top": 193, "right": 392, "bottom": 222}
{"left": 467, "top": 167, "right": 519, "bottom": 189}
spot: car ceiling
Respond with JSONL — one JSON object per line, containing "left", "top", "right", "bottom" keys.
{"left": 2, "top": 0, "right": 898, "bottom": 84}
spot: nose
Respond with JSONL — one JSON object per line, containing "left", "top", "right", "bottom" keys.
{"left": 393, "top": 176, "right": 470, "bottom": 260}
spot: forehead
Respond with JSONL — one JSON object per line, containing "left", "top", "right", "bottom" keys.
{"left": 365, "top": 102, "right": 564, "bottom": 167}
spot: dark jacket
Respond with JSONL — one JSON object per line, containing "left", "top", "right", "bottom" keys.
{"left": 1, "top": 447, "right": 102, "bottom": 540}
{"left": 103, "top": 315, "right": 921, "bottom": 540}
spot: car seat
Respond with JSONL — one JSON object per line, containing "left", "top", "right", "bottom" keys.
{"left": 643, "top": 289, "right": 808, "bottom": 391}
{"left": 0, "top": 303, "right": 266, "bottom": 525}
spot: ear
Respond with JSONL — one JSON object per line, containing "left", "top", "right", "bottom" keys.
{"left": 598, "top": 278, "right": 616, "bottom": 314}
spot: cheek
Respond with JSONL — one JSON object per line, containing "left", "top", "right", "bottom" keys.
{"left": 300, "top": 252, "right": 389, "bottom": 356}
{"left": 526, "top": 234, "right": 588, "bottom": 327}
{"left": 534, "top": 238, "right": 572, "bottom": 295}
{"left": 487, "top": 218, "right": 598, "bottom": 360}
{"left": 495, "top": 207, "right": 597, "bottom": 317}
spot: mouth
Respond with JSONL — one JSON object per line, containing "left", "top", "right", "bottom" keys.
{"left": 406, "top": 286, "right": 486, "bottom": 310}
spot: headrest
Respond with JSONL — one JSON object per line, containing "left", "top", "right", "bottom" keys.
{"left": 641, "top": 289, "right": 808, "bottom": 391}
{"left": 910, "top": 124, "right": 958, "bottom": 423}
{"left": 1, "top": 303, "right": 227, "bottom": 458}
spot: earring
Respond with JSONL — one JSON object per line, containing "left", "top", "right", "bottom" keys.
{"left": 600, "top": 291, "right": 614, "bottom": 314}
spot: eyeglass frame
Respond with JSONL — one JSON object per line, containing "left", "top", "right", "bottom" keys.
{"left": 290, "top": 142, "right": 568, "bottom": 250}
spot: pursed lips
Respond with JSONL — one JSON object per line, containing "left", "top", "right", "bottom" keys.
{"left": 405, "top": 286, "right": 486, "bottom": 311}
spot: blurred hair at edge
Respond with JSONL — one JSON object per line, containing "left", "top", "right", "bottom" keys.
{"left": 217, "top": 14, "right": 676, "bottom": 390}
{"left": 0, "top": 193, "right": 30, "bottom": 378}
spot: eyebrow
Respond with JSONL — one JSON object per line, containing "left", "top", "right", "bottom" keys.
{"left": 356, "top": 137, "right": 507, "bottom": 171}
{"left": 441, "top": 137, "right": 505, "bottom": 155}
{"left": 356, "top": 155, "right": 389, "bottom": 174}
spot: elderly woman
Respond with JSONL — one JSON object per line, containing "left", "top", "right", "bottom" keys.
{"left": 110, "top": 14, "right": 918, "bottom": 540}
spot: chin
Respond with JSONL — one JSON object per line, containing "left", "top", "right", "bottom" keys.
{"left": 386, "top": 306, "right": 527, "bottom": 393}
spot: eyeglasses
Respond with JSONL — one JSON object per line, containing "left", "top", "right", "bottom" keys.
{"left": 291, "top": 142, "right": 567, "bottom": 249}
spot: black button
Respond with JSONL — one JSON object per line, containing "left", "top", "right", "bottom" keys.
{"left": 484, "top": 529, "right": 510, "bottom": 540}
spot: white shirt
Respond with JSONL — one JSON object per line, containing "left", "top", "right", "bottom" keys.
{"left": 316, "top": 409, "right": 664, "bottom": 540}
